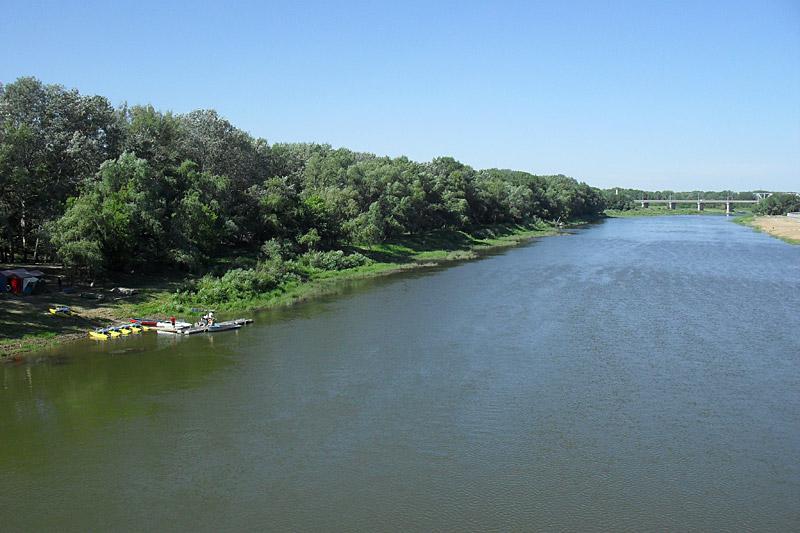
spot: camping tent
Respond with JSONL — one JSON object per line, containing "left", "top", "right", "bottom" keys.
{"left": 22, "top": 277, "right": 39, "bottom": 294}
{"left": 1, "top": 269, "right": 44, "bottom": 295}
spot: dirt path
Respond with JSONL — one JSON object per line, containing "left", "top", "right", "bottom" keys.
{"left": 750, "top": 216, "right": 800, "bottom": 243}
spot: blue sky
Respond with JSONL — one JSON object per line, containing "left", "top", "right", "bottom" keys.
{"left": 2, "top": 0, "right": 798, "bottom": 190}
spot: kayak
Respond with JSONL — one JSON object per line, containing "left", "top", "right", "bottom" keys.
{"left": 89, "top": 329, "right": 109, "bottom": 340}
{"left": 131, "top": 318, "right": 158, "bottom": 326}
{"left": 49, "top": 306, "right": 73, "bottom": 316}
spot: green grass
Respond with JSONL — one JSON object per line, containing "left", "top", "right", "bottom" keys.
{"left": 0, "top": 331, "right": 61, "bottom": 356}
{"left": 117, "top": 222, "right": 562, "bottom": 318}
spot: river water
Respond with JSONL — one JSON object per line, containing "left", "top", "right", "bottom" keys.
{"left": 2, "top": 216, "right": 799, "bottom": 531}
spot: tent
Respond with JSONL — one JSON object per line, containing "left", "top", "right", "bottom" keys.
{"left": 22, "top": 277, "right": 39, "bottom": 295}
{"left": 1, "top": 269, "right": 45, "bottom": 295}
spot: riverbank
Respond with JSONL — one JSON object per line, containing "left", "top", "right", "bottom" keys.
{"left": 605, "top": 206, "right": 732, "bottom": 217}
{"left": 1, "top": 221, "right": 567, "bottom": 358}
{"left": 735, "top": 215, "right": 800, "bottom": 244}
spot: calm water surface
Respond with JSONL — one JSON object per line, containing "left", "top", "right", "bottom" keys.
{"left": 2, "top": 216, "right": 799, "bottom": 531}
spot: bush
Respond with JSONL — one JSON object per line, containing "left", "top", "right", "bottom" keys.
{"left": 172, "top": 254, "right": 306, "bottom": 306}
{"left": 177, "top": 267, "right": 277, "bottom": 305}
{"left": 297, "top": 250, "right": 372, "bottom": 271}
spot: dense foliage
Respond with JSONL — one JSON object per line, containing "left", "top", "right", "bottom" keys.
{"left": 751, "top": 193, "right": 800, "bottom": 216}
{"left": 1, "top": 77, "right": 606, "bottom": 274}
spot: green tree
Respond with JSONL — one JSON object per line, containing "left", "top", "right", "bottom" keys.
{"left": 753, "top": 193, "right": 800, "bottom": 215}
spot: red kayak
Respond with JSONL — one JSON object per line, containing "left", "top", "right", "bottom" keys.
{"left": 130, "top": 318, "right": 158, "bottom": 326}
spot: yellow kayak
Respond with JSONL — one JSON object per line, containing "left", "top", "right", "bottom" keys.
{"left": 109, "top": 329, "right": 121, "bottom": 338}
{"left": 129, "top": 326, "right": 142, "bottom": 334}
{"left": 89, "top": 330, "right": 109, "bottom": 340}
{"left": 119, "top": 327, "right": 131, "bottom": 335}
{"left": 49, "top": 307, "right": 73, "bottom": 316}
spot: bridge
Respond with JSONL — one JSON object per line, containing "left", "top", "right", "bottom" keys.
{"left": 639, "top": 198, "right": 759, "bottom": 214}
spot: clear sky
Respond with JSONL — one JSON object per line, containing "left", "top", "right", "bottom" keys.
{"left": 2, "top": 0, "right": 798, "bottom": 191}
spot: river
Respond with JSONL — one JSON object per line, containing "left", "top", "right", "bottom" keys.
{"left": 2, "top": 216, "right": 799, "bottom": 531}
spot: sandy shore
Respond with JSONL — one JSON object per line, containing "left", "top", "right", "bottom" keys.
{"left": 749, "top": 216, "right": 800, "bottom": 243}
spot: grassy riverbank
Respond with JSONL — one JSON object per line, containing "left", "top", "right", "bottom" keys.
{"left": 118, "top": 221, "right": 562, "bottom": 317}
{"left": 734, "top": 215, "right": 800, "bottom": 244}
{"left": 1, "top": 221, "right": 566, "bottom": 358}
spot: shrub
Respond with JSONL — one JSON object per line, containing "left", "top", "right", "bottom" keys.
{"left": 297, "top": 250, "right": 372, "bottom": 271}
{"left": 260, "top": 238, "right": 292, "bottom": 261}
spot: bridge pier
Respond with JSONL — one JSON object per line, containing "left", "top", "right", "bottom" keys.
{"left": 641, "top": 201, "right": 649, "bottom": 208}
{"left": 668, "top": 201, "right": 676, "bottom": 210}
{"left": 697, "top": 201, "right": 704, "bottom": 211}
{"left": 726, "top": 201, "right": 733, "bottom": 215}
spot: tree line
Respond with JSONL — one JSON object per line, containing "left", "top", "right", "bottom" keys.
{"left": 601, "top": 188, "right": 784, "bottom": 211}
{"left": 0, "top": 77, "right": 605, "bottom": 275}
{"left": 604, "top": 188, "right": 799, "bottom": 214}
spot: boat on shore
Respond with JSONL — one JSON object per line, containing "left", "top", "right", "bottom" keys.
{"left": 49, "top": 305, "right": 73, "bottom": 316}
{"left": 181, "top": 321, "right": 242, "bottom": 335}
{"left": 156, "top": 318, "right": 253, "bottom": 336}
{"left": 88, "top": 323, "right": 149, "bottom": 340}
{"left": 130, "top": 318, "right": 158, "bottom": 326}
{"left": 97, "top": 317, "right": 253, "bottom": 339}
{"left": 132, "top": 318, "right": 193, "bottom": 330}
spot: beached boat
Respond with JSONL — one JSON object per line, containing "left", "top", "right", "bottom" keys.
{"left": 89, "top": 329, "right": 110, "bottom": 340}
{"left": 155, "top": 318, "right": 252, "bottom": 336}
{"left": 89, "top": 322, "right": 151, "bottom": 340}
{"left": 49, "top": 306, "right": 73, "bottom": 316}
{"left": 130, "top": 318, "right": 159, "bottom": 326}
{"left": 181, "top": 322, "right": 242, "bottom": 335}
{"left": 155, "top": 320, "right": 192, "bottom": 329}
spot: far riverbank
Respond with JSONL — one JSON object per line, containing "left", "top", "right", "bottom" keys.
{"left": 735, "top": 215, "right": 800, "bottom": 244}
{"left": 605, "top": 206, "right": 733, "bottom": 217}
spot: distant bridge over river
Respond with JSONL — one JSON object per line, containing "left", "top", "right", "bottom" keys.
{"left": 639, "top": 198, "right": 759, "bottom": 214}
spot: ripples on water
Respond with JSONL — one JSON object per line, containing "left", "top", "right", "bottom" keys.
{"left": 1, "top": 216, "right": 799, "bottom": 531}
